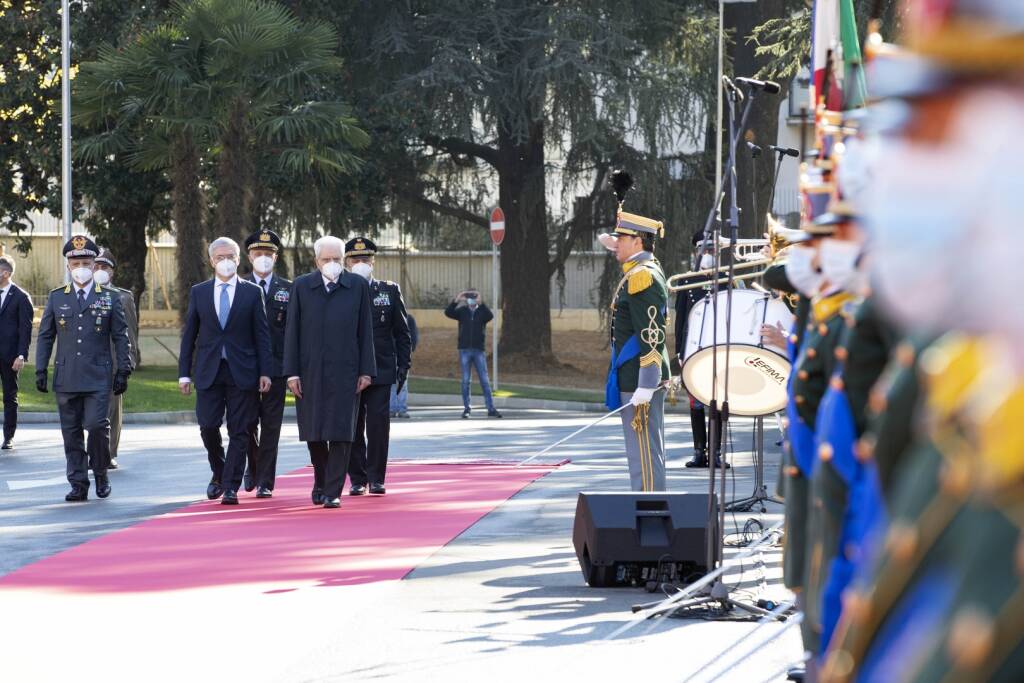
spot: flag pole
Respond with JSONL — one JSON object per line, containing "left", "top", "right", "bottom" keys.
{"left": 61, "top": 0, "right": 72, "bottom": 282}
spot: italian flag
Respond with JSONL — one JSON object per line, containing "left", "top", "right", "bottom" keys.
{"left": 811, "top": 0, "right": 868, "bottom": 111}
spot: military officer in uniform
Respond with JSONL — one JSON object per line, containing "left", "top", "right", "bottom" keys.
{"left": 599, "top": 211, "right": 671, "bottom": 492}
{"left": 344, "top": 237, "right": 412, "bottom": 496}
{"left": 243, "top": 229, "right": 291, "bottom": 498}
{"left": 35, "top": 236, "right": 132, "bottom": 502}
{"left": 92, "top": 249, "right": 139, "bottom": 469}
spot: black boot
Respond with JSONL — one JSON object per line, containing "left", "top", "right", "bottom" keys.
{"left": 712, "top": 452, "right": 731, "bottom": 470}
{"left": 685, "top": 449, "right": 709, "bottom": 468}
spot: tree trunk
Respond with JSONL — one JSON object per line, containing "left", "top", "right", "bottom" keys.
{"left": 496, "top": 119, "right": 551, "bottom": 358}
{"left": 172, "top": 134, "right": 207, "bottom": 321}
{"left": 726, "top": 0, "right": 788, "bottom": 239}
{"left": 215, "top": 101, "right": 255, "bottom": 253}
{"left": 98, "top": 199, "right": 151, "bottom": 308}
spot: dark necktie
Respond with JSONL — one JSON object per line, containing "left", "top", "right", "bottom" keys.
{"left": 77, "top": 289, "right": 86, "bottom": 311}
{"left": 260, "top": 279, "right": 268, "bottom": 296}
{"left": 326, "top": 281, "right": 338, "bottom": 294}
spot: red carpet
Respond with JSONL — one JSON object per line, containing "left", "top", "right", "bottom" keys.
{"left": 0, "top": 462, "right": 559, "bottom": 594}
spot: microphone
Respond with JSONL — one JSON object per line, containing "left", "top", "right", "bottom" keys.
{"left": 769, "top": 145, "right": 800, "bottom": 158}
{"left": 721, "top": 75, "right": 744, "bottom": 101}
{"left": 746, "top": 141, "right": 762, "bottom": 158}
{"left": 735, "top": 77, "right": 782, "bottom": 95}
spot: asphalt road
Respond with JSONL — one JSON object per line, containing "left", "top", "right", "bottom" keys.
{"left": 0, "top": 407, "right": 800, "bottom": 682}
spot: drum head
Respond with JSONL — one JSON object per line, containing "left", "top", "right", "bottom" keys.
{"left": 681, "top": 344, "right": 791, "bottom": 417}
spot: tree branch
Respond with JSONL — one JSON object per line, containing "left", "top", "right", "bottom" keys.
{"left": 397, "top": 188, "right": 488, "bottom": 228}
{"left": 548, "top": 162, "right": 610, "bottom": 276}
{"left": 420, "top": 134, "right": 500, "bottom": 169}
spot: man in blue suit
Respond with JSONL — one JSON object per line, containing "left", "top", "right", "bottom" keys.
{"left": 178, "top": 237, "right": 273, "bottom": 505}
{"left": 0, "top": 255, "right": 33, "bottom": 451}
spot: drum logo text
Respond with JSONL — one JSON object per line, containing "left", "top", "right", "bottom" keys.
{"left": 744, "top": 356, "right": 786, "bottom": 385}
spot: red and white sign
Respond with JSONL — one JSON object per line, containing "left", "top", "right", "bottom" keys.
{"left": 489, "top": 207, "right": 505, "bottom": 246}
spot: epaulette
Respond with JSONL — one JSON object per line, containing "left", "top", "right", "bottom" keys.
{"left": 55, "top": 284, "right": 71, "bottom": 294}
{"left": 627, "top": 266, "right": 653, "bottom": 295}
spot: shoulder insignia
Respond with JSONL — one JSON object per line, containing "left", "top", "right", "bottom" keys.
{"left": 95, "top": 284, "right": 103, "bottom": 293}
{"left": 627, "top": 267, "right": 653, "bottom": 295}
{"left": 55, "top": 284, "right": 70, "bottom": 294}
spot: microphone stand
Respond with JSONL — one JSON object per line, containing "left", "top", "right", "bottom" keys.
{"left": 640, "top": 80, "right": 783, "bottom": 623}
{"left": 766, "top": 148, "right": 789, "bottom": 221}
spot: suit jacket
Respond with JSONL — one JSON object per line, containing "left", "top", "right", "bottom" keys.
{"left": 245, "top": 273, "right": 292, "bottom": 377}
{"left": 35, "top": 283, "right": 131, "bottom": 393}
{"left": 0, "top": 283, "right": 33, "bottom": 362}
{"left": 366, "top": 278, "right": 412, "bottom": 386}
{"left": 178, "top": 278, "right": 273, "bottom": 391}
{"left": 283, "top": 271, "right": 376, "bottom": 442}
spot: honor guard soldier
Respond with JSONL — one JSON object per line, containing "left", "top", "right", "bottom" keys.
{"left": 599, "top": 211, "right": 671, "bottom": 492}
{"left": 243, "top": 229, "right": 292, "bottom": 498}
{"left": 344, "top": 237, "right": 412, "bottom": 496}
{"left": 819, "top": 1, "right": 1024, "bottom": 679}
{"left": 35, "top": 235, "right": 132, "bottom": 502}
{"left": 93, "top": 249, "right": 140, "bottom": 469}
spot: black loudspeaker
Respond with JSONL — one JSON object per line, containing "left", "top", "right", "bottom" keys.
{"left": 572, "top": 492, "right": 719, "bottom": 587}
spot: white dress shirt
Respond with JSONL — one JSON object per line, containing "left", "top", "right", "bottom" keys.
{"left": 73, "top": 280, "right": 95, "bottom": 300}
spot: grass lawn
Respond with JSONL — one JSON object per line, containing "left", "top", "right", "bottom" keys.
{"left": 18, "top": 365, "right": 602, "bottom": 413}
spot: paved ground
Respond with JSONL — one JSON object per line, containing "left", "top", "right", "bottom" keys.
{"left": 0, "top": 407, "right": 801, "bottom": 682}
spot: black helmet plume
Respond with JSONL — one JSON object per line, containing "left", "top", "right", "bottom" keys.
{"left": 611, "top": 169, "right": 633, "bottom": 206}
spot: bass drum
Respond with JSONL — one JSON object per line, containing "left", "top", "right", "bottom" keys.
{"left": 681, "top": 290, "right": 793, "bottom": 416}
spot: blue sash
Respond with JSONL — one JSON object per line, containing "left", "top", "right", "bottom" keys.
{"left": 786, "top": 321, "right": 816, "bottom": 476}
{"left": 605, "top": 335, "right": 641, "bottom": 411}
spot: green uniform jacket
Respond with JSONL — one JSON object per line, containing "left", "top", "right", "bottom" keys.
{"left": 610, "top": 254, "right": 671, "bottom": 393}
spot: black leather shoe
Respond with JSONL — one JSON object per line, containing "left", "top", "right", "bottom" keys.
{"left": 487, "top": 410, "right": 503, "bottom": 418}
{"left": 369, "top": 483, "right": 386, "bottom": 495}
{"left": 65, "top": 486, "right": 89, "bottom": 502}
{"left": 712, "top": 455, "right": 731, "bottom": 470}
{"left": 256, "top": 486, "right": 272, "bottom": 498}
{"left": 1, "top": 438, "right": 12, "bottom": 450}
{"left": 685, "top": 450, "right": 709, "bottom": 468}
{"left": 243, "top": 471, "right": 256, "bottom": 492}
{"left": 786, "top": 667, "right": 805, "bottom": 682}
{"left": 349, "top": 484, "right": 367, "bottom": 496}
{"left": 221, "top": 490, "right": 239, "bottom": 505}
{"left": 95, "top": 475, "right": 112, "bottom": 499}
{"left": 461, "top": 409, "right": 470, "bottom": 419}
{"left": 311, "top": 488, "right": 325, "bottom": 506}
{"left": 323, "top": 497, "right": 341, "bottom": 508}
{"left": 207, "top": 478, "right": 224, "bottom": 500}
{"left": 108, "top": 457, "right": 118, "bottom": 469}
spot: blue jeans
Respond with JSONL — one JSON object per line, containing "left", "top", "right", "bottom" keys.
{"left": 459, "top": 349, "right": 495, "bottom": 412}
{"left": 389, "top": 377, "right": 409, "bottom": 413}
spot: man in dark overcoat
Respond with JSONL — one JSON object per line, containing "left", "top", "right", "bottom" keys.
{"left": 283, "top": 235, "right": 376, "bottom": 509}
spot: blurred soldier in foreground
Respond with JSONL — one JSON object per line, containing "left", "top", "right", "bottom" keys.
{"left": 821, "top": 1, "right": 1024, "bottom": 680}
{"left": 0, "top": 255, "right": 33, "bottom": 451}
{"left": 93, "top": 249, "right": 139, "bottom": 469}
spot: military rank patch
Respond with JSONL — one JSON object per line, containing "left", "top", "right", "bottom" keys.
{"left": 373, "top": 292, "right": 391, "bottom": 307}
{"left": 273, "top": 289, "right": 290, "bottom": 303}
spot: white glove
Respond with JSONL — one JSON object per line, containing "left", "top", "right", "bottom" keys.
{"left": 630, "top": 387, "right": 656, "bottom": 406}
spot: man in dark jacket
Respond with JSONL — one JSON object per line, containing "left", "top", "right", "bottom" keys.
{"left": 343, "top": 237, "right": 411, "bottom": 495}
{"left": 284, "top": 236, "right": 376, "bottom": 509}
{"left": 0, "top": 255, "right": 33, "bottom": 451}
{"left": 444, "top": 290, "right": 501, "bottom": 419}
{"left": 242, "top": 229, "right": 292, "bottom": 498}
{"left": 178, "top": 236, "right": 273, "bottom": 505}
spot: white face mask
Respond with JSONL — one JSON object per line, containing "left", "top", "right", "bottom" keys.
{"left": 784, "top": 246, "right": 823, "bottom": 298}
{"left": 699, "top": 253, "right": 715, "bottom": 270}
{"left": 321, "top": 261, "right": 343, "bottom": 281}
{"left": 71, "top": 267, "right": 94, "bottom": 285}
{"left": 865, "top": 86, "right": 1020, "bottom": 335}
{"left": 818, "top": 238, "right": 862, "bottom": 293}
{"left": 92, "top": 269, "right": 111, "bottom": 286}
{"left": 251, "top": 255, "right": 275, "bottom": 275}
{"left": 350, "top": 262, "right": 373, "bottom": 280}
{"left": 215, "top": 259, "right": 238, "bottom": 278}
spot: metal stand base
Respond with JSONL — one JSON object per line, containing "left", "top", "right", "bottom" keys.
{"left": 631, "top": 579, "right": 786, "bottom": 621}
{"left": 725, "top": 415, "right": 784, "bottom": 513}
